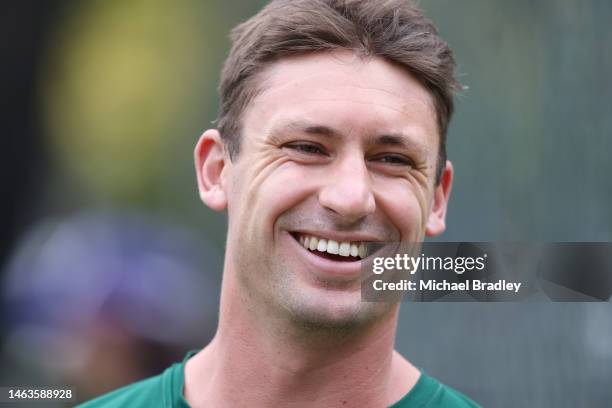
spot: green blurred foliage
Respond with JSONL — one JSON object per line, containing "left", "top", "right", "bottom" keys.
{"left": 42, "top": 0, "right": 226, "bottom": 236}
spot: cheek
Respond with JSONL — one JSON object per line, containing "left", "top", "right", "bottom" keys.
{"left": 236, "top": 160, "right": 318, "bottom": 239}
{"left": 261, "top": 165, "right": 321, "bottom": 232}
{"left": 375, "top": 179, "right": 430, "bottom": 240}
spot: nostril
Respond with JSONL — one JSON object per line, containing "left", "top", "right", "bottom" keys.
{"left": 318, "top": 190, "right": 375, "bottom": 221}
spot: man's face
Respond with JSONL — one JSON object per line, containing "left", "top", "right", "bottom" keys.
{"left": 210, "top": 51, "right": 450, "bottom": 327}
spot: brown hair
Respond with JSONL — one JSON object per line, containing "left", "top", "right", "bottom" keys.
{"left": 217, "top": 0, "right": 461, "bottom": 184}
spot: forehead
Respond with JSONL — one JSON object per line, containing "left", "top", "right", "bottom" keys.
{"left": 242, "top": 50, "right": 439, "bottom": 149}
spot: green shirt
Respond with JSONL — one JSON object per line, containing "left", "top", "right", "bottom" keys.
{"left": 79, "top": 351, "right": 480, "bottom": 408}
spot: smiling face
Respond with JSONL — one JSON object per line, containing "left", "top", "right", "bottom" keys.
{"left": 196, "top": 50, "right": 452, "bottom": 329}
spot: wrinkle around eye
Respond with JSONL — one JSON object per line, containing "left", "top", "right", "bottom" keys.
{"left": 243, "top": 148, "right": 294, "bottom": 192}
{"left": 369, "top": 162, "right": 430, "bottom": 187}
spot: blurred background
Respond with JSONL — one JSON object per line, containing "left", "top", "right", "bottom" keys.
{"left": 1, "top": 0, "right": 611, "bottom": 406}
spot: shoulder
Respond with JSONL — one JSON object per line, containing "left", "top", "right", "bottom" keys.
{"left": 425, "top": 382, "right": 480, "bottom": 408}
{"left": 77, "top": 367, "right": 174, "bottom": 408}
{"left": 78, "top": 350, "right": 196, "bottom": 408}
{"left": 392, "top": 372, "right": 480, "bottom": 408}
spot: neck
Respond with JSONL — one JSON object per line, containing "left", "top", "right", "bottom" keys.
{"left": 184, "top": 264, "right": 419, "bottom": 408}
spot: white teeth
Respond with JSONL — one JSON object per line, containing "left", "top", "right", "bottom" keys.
{"left": 326, "top": 240, "right": 339, "bottom": 254}
{"left": 309, "top": 237, "right": 319, "bottom": 251}
{"left": 339, "top": 242, "right": 351, "bottom": 257}
{"left": 317, "top": 239, "right": 327, "bottom": 252}
{"left": 298, "top": 234, "right": 368, "bottom": 259}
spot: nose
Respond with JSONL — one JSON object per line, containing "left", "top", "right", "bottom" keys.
{"left": 318, "top": 154, "right": 375, "bottom": 222}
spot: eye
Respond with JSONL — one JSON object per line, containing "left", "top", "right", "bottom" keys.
{"left": 370, "top": 154, "right": 414, "bottom": 167}
{"left": 283, "top": 142, "right": 327, "bottom": 156}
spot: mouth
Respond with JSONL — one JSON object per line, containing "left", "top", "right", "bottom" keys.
{"left": 290, "top": 232, "right": 367, "bottom": 262}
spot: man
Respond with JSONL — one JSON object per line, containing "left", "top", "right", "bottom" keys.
{"left": 81, "top": 0, "right": 479, "bottom": 406}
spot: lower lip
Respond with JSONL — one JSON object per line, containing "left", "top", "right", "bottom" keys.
{"left": 287, "top": 231, "right": 363, "bottom": 280}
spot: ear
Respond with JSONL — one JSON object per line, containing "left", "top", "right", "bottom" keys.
{"left": 194, "top": 129, "right": 228, "bottom": 211}
{"left": 425, "top": 160, "right": 453, "bottom": 237}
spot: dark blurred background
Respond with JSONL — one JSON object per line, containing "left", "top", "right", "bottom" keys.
{"left": 1, "top": 0, "right": 610, "bottom": 406}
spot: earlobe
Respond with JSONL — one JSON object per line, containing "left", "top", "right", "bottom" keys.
{"left": 194, "top": 129, "right": 228, "bottom": 212}
{"left": 425, "top": 161, "right": 453, "bottom": 237}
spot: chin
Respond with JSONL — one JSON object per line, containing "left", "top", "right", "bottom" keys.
{"left": 281, "top": 288, "right": 389, "bottom": 331}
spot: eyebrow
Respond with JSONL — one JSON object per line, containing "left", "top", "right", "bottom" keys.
{"left": 268, "top": 120, "right": 430, "bottom": 156}
{"left": 271, "top": 120, "right": 342, "bottom": 140}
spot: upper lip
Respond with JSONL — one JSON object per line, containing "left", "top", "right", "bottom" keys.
{"left": 290, "top": 229, "right": 385, "bottom": 243}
